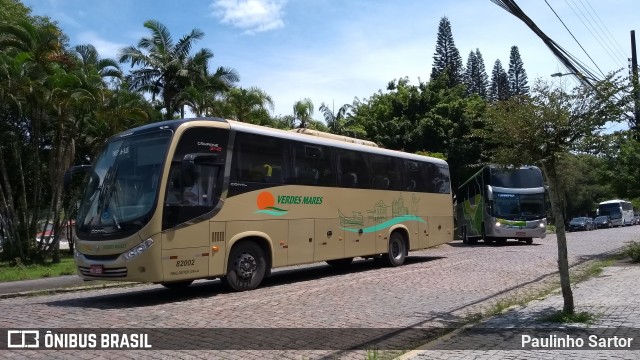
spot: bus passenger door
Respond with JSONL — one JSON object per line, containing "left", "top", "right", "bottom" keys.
{"left": 161, "top": 220, "right": 210, "bottom": 282}
{"left": 287, "top": 219, "right": 314, "bottom": 265}
{"left": 314, "top": 218, "right": 344, "bottom": 262}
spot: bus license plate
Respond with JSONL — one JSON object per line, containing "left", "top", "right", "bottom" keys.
{"left": 516, "top": 232, "right": 526, "bottom": 236}
{"left": 90, "top": 265, "right": 104, "bottom": 275}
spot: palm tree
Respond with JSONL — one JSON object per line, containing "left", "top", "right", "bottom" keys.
{"left": 118, "top": 20, "right": 214, "bottom": 119}
{"left": 177, "top": 66, "right": 240, "bottom": 117}
{"left": 293, "top": 98, "right": 314, "bottom": 128}
{"left": 319, "top": 102, "right": 353, "bottom": 133}
{"left": 224, "top": 86, "right": 274, "bottom": 123}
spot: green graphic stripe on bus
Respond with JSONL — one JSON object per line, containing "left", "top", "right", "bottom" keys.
{"left": 342, "top": 215, "right": 426, "bottom": 234}
{"left": 497, "top": 218, "right": 526, "bottom": 227}
{"left": 254, "top": 207, "right": 289, "bottom": 216}
{"left": 463, "top": 194, "right": 483, "bottom": 234}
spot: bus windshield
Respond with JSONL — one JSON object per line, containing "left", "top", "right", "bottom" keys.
{"left": 490, "top": 168, "right": 543, "bottom": 188}
{"left": 493, "top": 192, "right": 545, "bottom": 220}
{"left": 76, "top": 130, "right": 172, "bottom": 238}
{"left": 598, "top": 203, "right": 622, "bottom": 219}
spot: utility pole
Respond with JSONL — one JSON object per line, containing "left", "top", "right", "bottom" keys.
{"left": 631, "top": 30, "right": 639, "bottom": 140}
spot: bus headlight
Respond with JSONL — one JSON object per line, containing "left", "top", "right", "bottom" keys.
{"left": 495, "top": 222, "right": 502, "bottom": 227}
{"left": 122, "top": 238, "right": 154, "bottom": 261}
{"left": 539, "top": 222, "right": 546, "bottom": 228}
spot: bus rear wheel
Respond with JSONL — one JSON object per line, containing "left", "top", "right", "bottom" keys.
{"left": 222, "top": 241, "right": 267, "bottom": 292}
{"left": 524, "top": 238, "right": 533, "bottom": 245}
{"left": 383, "top": 232, "right": 406, "bottom": 267}
{"left": 161, "top": 280, "right": 193, "bottom": 289}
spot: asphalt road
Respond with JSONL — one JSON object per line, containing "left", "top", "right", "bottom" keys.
{"left": 0, "top": 226, "right": 638, "bottom": 359}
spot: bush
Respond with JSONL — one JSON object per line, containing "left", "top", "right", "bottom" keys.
{"left": 623, "top": 241, "right": 640, "bottom": 263}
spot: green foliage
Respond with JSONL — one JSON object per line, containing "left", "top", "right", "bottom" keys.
{"left": 507, "top": 45, "right": 529, "bottom": 96}
{"left": 0, "top": 255, "right": 76, "bottom": 281}
{"left": 556, "top": 153, "right": 614, "bottom": 218}
{"left": 349, "top": 77, "right": 486, "bottom": 187}
{"left": 489, "top": 59, "right": 509, "bottom": 102}
{"left": 541, "top": 310, "right": 598, "bottom": 324}
{"left": 430, "top": 16, "right": 464, "bottom": 88}
{"left": 0, "top": 0, "right": 32, "bottom": 25}
{"left": 623, "top": 241, "right": 640, "bottom": 263}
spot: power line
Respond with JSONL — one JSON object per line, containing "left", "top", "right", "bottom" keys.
{"left": 489, "top": 0, "right": 600, "bottom": 87}
{"left": 566, "top": 0, "right": 626, "bottom": 68}
{"left": 581, "top": 0, "right": 629, "bottom": 61}
{"left": 545, "top": 0, "right": 606, "bottom": 78}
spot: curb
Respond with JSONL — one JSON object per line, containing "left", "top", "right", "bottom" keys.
{"left": 0, "top": 282, "right": 139, "bottom": 299}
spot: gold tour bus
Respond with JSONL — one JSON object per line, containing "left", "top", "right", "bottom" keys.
{"left": 71, "top": 117, "right": 453, "bottom": 291}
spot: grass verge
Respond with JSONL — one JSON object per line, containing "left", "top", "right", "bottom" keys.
{"left": 0, "top": 254, "right": 77, "bottom": 282}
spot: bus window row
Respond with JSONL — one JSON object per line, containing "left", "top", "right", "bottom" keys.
{"left": 230, "top": 131, "right": 450, "bottom": 194}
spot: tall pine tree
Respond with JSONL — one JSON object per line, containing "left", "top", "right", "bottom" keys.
{"left": 489, "top": 59, "right": 510, "bottom": 102}
{"left": 474, "top": 49, "right": 489, "bottom": 99}
{"left": 430, "top": 16, "right": 464, "bottom": 88}
{"left": 464, "top": 49, "right": 489, "bottom": 99}
{"left": 508, "top": 45, "right": 530, "bottom": 96}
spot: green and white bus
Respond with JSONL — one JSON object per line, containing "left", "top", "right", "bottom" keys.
{"left": 72, "top": 118, "right": 453, "bottom": 291}
{"left": 455, "top": 165, "right": 546, "bottom": 245}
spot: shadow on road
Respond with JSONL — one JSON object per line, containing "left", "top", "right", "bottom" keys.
{"left": 45, "top": 256, "right": 445, "bottom": 309}
{"left": 447, "top": 240, "right": 542, "bottom": 248}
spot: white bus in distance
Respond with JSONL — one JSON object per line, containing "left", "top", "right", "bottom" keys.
{"left": 596, "top": 199, "right": 634, "bottom": 227}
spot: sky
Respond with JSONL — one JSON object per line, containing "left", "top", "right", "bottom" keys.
{"left": 21, "top": 0, "right": 640, "bottom": 129}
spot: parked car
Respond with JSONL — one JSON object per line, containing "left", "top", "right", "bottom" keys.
{"left": 634, "top": 214, "right": 640, "bottom": 225}
{"left": 35, "top": 221, "right": 73, "bottom": 250}
{"left": 594, "top": 215, "right": 613, "bottom": 229}
{"left": 568, "top": 217, "right": 594, "bottom": 231}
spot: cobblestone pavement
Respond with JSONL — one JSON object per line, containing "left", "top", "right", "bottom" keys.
{"left": 0, "top": 226, "right": 638, "bottom": 359}
{"left": 402, "top": 261, "right": 640, "bottom": 359}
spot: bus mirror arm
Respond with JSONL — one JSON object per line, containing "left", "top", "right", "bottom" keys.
{"left": 183, "top": 153, "right": 219, "bottom": 165}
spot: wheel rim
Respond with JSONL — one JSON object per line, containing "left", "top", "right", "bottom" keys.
{"left": 235, "top": 252, "right": 257, "bottom": 279}
{"left": 391, "top": 239, "right": 402, "bottom": 259}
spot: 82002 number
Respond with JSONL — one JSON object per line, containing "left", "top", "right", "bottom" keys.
{"left": 176, "top": 259, "right": 195, "bottom": 267}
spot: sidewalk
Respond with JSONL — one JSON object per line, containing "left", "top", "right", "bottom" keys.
{"left": 400, "top": 260, "right": 640, "bottom": 359}
{"left": 0, "top": 275, "right": 134, "bottom": 298}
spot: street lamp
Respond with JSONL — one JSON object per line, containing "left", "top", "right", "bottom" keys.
{"left": 550, "top": 72, "right": 596, "bottom": 81}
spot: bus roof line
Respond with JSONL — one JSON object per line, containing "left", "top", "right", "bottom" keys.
{"left": 225, "top": 119, "right": 448, "bottom": 166}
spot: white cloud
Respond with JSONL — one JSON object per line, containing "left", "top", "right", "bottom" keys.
{"left": 76, "top": 32, "right": 126, "bottom": 60}
{"left": 210, "top": 0, "right": 286, "bottom": 34}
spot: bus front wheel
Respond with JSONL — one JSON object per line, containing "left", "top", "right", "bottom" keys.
{"left": 383, "top": 232, "right": 407, "bottom": 267}
{"left": 222, "top": 241, "right": 267, "bottom": 292}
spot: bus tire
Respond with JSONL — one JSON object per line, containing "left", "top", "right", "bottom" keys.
{"left": 383, "top": 232, "right": 407, "bottom": 267}
{"left": 525, "top": 238, "right": 533, "bottom": 245}
{"left": 461, "top": 227, "right": 468, "bottom": 244}
{"left": 326, "top": 258, "right": 354, "bottom": 267}
{"left": 161, "top": 280, "right": 193, "bottom": 289}
{"left": 222, "top": 241, "right": 267, "bottom": 292}
{"left": 496, "top": 237, "right": 507, "bottom": 245}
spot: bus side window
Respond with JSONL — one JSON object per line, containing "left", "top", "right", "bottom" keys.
{"left": 337, "top": 150, "right": 369, "bottom": 188}
{"left": 292, "top": 142, "right": 334, "bottom": 186}
{"left": 404, "top": 160, "right": 426, "bottom": 192}
{"left": 231, "top": 132, "right": 289, "bottom": 184}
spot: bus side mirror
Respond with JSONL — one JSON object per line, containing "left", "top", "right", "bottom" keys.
{"left": 63, "top": 165, "right": 92, "bottom": 191}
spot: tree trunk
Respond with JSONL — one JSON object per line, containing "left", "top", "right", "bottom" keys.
{"left": 542, "top": 160, "right": 574, "bottom": 314}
